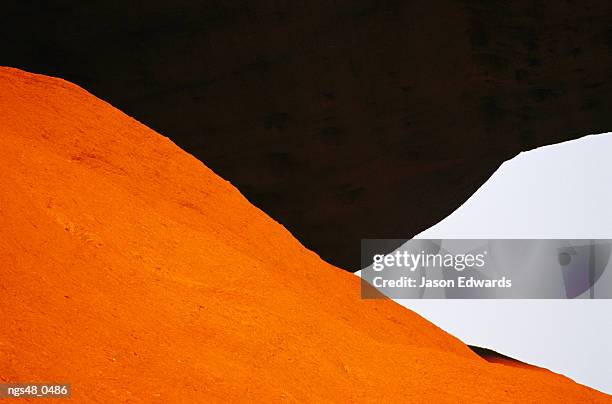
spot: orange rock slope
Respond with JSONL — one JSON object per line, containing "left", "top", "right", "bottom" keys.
{"left": 0, "top": 67, "right": 608, "bottom": 403}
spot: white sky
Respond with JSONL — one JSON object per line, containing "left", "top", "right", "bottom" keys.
{"left": 399, "top": 133, "right": 612, "bottom": 394}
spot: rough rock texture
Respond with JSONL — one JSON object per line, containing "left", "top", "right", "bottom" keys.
{"left": 4, "top": 1, "right": 612, "bottom": 269}
{"left": 0, "top": 67, "right": 609, "bottom": 402}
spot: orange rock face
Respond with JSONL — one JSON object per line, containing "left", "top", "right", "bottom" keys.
{"left": 0, "top": 67, "right": 608, "bottom": 402}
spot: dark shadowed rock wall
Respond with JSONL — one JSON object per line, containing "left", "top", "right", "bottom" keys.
{"left": 4, "top": 1, "right": 612, "bottom": 269}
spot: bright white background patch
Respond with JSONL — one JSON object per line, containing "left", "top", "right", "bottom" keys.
{"left": 403, "top": 133, "right": 612, "bottom": 393}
